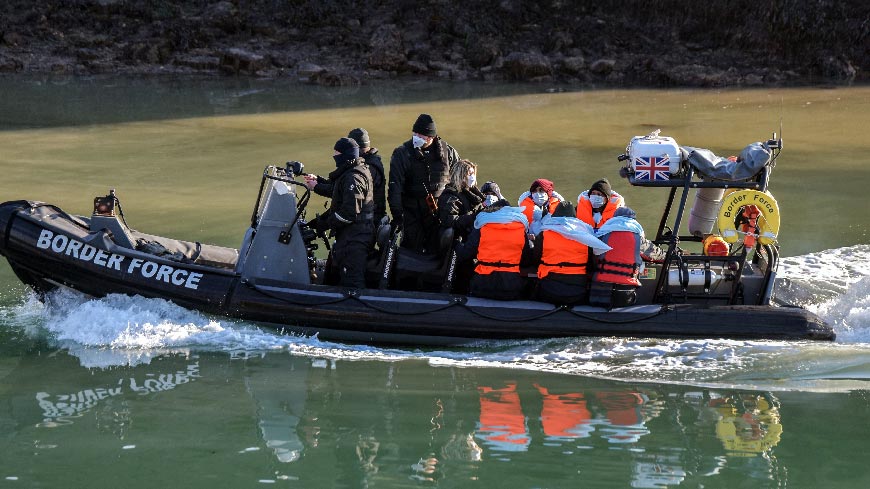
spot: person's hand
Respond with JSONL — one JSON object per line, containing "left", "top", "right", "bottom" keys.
{"left": 303, "top": 174, "right": 318, "bottom": 190}
{"left": 391, "top": 216, "right": 403, "bottom": 230}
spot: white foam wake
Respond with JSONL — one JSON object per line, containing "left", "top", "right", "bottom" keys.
{"left": 778, "top": 244, "right": 870, "bottom": 342}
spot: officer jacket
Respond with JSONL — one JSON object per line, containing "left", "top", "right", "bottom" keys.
{"left": 314, "top": 149, "right": 385, "bottom": 225}
{"left": 327, "top": 158, "right": 374, "bottom": 231}
{"left": 364, "top": 149, "right": 387, "bottom": 224}
{"left": 387, "top": 137, "right": 460, "bottom": 218}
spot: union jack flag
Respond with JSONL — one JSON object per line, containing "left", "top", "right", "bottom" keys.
{"left": 634, "top": 156, "right": 671, "bottom": 181}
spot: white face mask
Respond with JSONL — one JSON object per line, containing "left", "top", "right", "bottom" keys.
{"left": 483, "top": 195, "right": 499, "bottom": 207}
{"left": 589, "top": 194, "right": 606, "bottom": 208}
{"left": 532, "top": 191, "right": 549, "bottom": 206}
{"left": 467, "top": 173, "right": 476, "bottom": 187}
{"left": 412, "top": 135, "right": 427, "bottom": 149}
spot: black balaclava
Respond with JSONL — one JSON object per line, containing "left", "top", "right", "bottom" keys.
{"left": 333, "top": 137, "right": 359, "bottom": 167}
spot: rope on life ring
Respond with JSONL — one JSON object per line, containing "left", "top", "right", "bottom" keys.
{"left": 716, "top": 190, "right": 780, "bottom": 245}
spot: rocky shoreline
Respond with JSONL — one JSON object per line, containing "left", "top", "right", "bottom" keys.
{"left": 1, "top": 1, "right": 866, "bottom": 87}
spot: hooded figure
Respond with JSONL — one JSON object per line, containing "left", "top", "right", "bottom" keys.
{"left": 324, "top": 137, "right": 374, "bottom": 288}
{"left": 576, "top": 177, "right": 625, "bottom": 229}
{"left": 388, "top": 113, "right": 462, "bottom": 254}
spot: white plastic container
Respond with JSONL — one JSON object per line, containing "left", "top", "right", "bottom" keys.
{"left": 688, "top": 187, "right": 726, "bottom": 237}
{"left": 628, "top": 132, "right": 682, "bottom": 180}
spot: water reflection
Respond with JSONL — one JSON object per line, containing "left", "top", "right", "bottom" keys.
{"left": 4, "top": 350, "right": 796, "bottom": 487}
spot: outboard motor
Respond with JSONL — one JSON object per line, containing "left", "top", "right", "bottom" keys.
{"left": 235, "top": 165, "right": 312, "bottom": 285}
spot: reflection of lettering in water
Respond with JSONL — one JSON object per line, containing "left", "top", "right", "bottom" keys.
{"left": 35, "top": 362, "right": 200, "bottom": 427}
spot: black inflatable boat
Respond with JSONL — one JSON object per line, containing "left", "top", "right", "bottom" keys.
{"left": 0, "top": 134, "right": 835, "bottom": 344}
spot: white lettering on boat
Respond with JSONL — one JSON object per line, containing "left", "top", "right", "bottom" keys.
{"left": 35, "top": 229, "right": 203, "bottom": 290}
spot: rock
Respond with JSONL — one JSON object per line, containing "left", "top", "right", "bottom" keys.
{"left": 310, "top": 70, "right": 361, "bottom": 87}
{"left": 368, "top": 24, "right": 405, "bottom": 70}
{"left": 743, "top": 73, "right": 765, "bottom": 86}
{"left": 466, "top": 38, "right": 500, "bottom": 68}
{"left": 0, "top": 54, "right": 23, "bottom": 73}
{"left": 204, "top": 1, "right": 239, "bottom": 32}
{"left": 220, "top": 48, "right": 266, "bottom": 74}
{"left": 403, "top": 60, "right": 429, "bottom": 74}
{"left": 561, "top": 56, "right": 586, "bottom": 75}
{"left": 502, "top": 51, "right": 551, "bottom": 80}
{"left": 818, "top": 55, "right": 857, "bottom": 81}
{"left": 3, "top": 32, "right": 25, "bottom": 46}
{"left": 428, "top": 60, "right": 458, "bottom": 72}
{"left": 270, "top": 52, "right": 297, "bottom": 69}
{"left": 297, "top": 61, "right": 325, "bottom": 78}
{"left": 589, "top": 59, "right": 616, "bottom": 75}
{"left": 174, "top": 54, "right": 221, "bottom": 71}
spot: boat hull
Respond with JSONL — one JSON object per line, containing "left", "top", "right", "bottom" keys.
{"left": 0, "top": 200, "right": 836, "bottom": 344}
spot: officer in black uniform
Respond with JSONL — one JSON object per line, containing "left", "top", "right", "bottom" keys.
{"left": 348, "top": 128, "right": 387, "bottom": 226}
{"left": 323, "top": 137, "right": 374, "bottom": 288}
{"left": 388, "top": 113, "right": 461, "bottom": 254}
{"left": 306, "top": 128, "right": 387, "bottom": 227}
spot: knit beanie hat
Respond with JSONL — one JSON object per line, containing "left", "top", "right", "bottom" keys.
{"left": 530, "top": 178, "right": 555, "bottom": 197}
{"left": 480, "top": 180, "right": 504, "bottom": 199}
{"left": 412, "top": 113, "right": 437, "bottom": 137}
{"left": 333, "top": 137, "right": 359, "bottom": 166}
{"left": 347, "top": 128, "right": 370, "bottom": 149}
{"left": 552, "top": 201, "right": 576, "bottom": 218}
{"left": 589, "top": 178, "right": 612, "bottom": 198}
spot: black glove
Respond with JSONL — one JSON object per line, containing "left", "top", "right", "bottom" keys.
{"left": 391, "top": 216, "right": 403, "bottom": 230}
{"left": 312, "top": 213, "right": 330, "bottom": 234}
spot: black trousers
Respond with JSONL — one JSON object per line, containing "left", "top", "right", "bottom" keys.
{"left": 535, "top": 273, "right": 589, "bottom": 306}
{"left": 332, "top": 223, "right": 374, "bottom": 288}
{"left": 400, "top": 198, "right": 440, "bottom": 254}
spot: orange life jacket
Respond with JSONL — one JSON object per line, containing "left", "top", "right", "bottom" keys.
{"left": 538, "top": 229, "right": 589, "bottom": 279}
{"left": 478, "top": 383, "right": 530, "bottom": 447}
{"left": 475, "top": 221, "right": 527, "bottom": 275}
{"left": 520, "top": 196, "right": 560, "bottom": 224}
{"left": 535, "top": 384, "right": 592, "bottom": 438}
{"left": 594, "top": 230, "right": 642, "bottom": 286}
{"left": 576, "top": 192, "right": 624, "bottom": 229}
{"left": 596, "top": 391, "right": 646, "bottom": 427}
